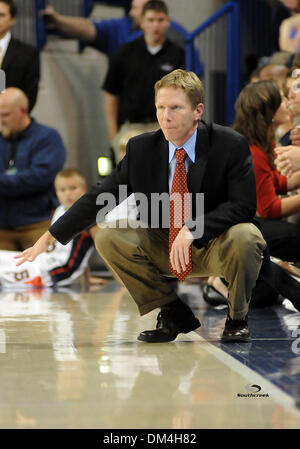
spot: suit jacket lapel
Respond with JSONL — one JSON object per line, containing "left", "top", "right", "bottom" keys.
{"left": 2, "top": 38, "right": 16, "bottom": 70}
{"left": 187, "top": 121, "right": 210, "bottom": 191}
{"left": 153, "top": 131, "right": 169, "bottom": 193}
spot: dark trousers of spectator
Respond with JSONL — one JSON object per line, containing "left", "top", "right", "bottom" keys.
{"left": 251, "top": 217, "right": 300, "bottom": 308}
{"left": 0, "top": 220, "right": 51, "bottom": 251}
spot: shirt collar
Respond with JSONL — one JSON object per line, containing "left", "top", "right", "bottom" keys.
{"left": 0, "top": 31, "right": 11, "bottom": 51}
{"left": 1, "top": 118, "right": 34, "bottom": 141}
{"left": 168, "top": 128, "right": 197, "bottom": 163}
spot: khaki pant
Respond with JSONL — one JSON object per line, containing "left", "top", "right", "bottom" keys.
{"left": 95, "top": 221, "right": 266, "bottom": 320}
{"left": 0, "top": 220, "right": 51, "bottom": 251}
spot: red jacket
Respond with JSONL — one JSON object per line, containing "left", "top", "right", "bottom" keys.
{"left": 250, "top": 144, "right": 287, "bottom": 218}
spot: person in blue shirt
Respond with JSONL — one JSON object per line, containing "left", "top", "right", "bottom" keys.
{"left": 0, "top": 88, "right": 66, "bottom": 251}
{"left": 41, "top": 0, "right": 203, "bottom": 76}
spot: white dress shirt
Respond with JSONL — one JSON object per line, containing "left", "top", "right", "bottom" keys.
{"left": 0, "top": 31, "right": 11, "bottom": 62}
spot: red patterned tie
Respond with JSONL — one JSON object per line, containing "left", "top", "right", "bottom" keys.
{"left": 169, "top": 148, "right": 192, "bottom": 281}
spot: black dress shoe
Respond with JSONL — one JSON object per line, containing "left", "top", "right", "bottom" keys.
{"left": 202, "top": 284, "right": 227, "bottom": 307}
{"left": 221, "top": 314, "right": 251, "bottom": 342}
{"left": 138, "top": 306, "right": 201, "bottom": 343}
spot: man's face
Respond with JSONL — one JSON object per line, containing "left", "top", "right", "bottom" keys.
{"left": 273, "top": 95, "right": 291, "bottom": 124}
{"left": 156, "top": 87, "right": 204, "bottom": 146}
{"left": 0, "top": 2, "right": 15, "bottom": 37}
{"left": 141, "top": 10, "right": 170, "bottom": 45}
{"left": 55, "top": 176, "right": 86, "bottom": 210}
{"left": 0, "top": 101, "right": 24, "bottom": 137}
{"left": 129, "top": 0, "right": 147, "bottom": 28}
{"left": 288, "top": 80, "right": 300, "bottom": 115}
{"left": 283, "top": 0, "right": 300, "bottom": 14}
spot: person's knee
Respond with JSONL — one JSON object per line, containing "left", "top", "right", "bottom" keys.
{"left": 225, "top": 223, "right": 266, "bottom": 258}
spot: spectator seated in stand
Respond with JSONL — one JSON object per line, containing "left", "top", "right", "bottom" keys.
{"left": 0, "top": 88, "right": 66, "bottom": 251}
{"left": 275, "top": 65, "right": 300, "bottom": 173}
{"left": 202, "top": 80, "right": 300, "bottom": 312}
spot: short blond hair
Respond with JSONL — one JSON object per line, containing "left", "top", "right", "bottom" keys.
{"left": 154, "top": 69, "right": 204, "bottom": 108}
{"left": 55, "top": 168, "right": 86, "bottom": 187}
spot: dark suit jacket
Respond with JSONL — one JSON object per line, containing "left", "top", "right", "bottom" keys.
{"left": 50, "top": 121, "right": 257, "bottom": 249}
{"left": 2, "top": 37, "right": 40, "bottom": 111}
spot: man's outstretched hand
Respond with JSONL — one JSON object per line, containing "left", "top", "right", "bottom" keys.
{"left": 15, "top": 231, "right": 55, "bottom": 266}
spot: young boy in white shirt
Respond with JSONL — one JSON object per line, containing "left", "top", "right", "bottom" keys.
{"left": 0, "top": 168, "right": 96, "bottom": 288}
